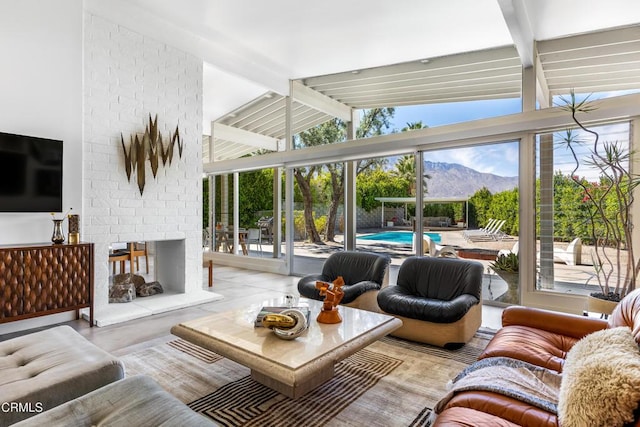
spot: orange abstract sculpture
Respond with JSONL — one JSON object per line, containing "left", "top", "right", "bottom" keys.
{"left": 315, "top": 276, "right": 345, "bottom": 324}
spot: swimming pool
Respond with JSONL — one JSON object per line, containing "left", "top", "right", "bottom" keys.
{"left": 358, "top": 231, "right": 442, "bottom": 244}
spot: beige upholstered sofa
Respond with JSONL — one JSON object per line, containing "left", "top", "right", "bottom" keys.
{"left": 1, "top": 325, "right": 218, "bottom": 426}
{"left": 12, "top": 375, "right": 218, "bottom": 426}
{"left": 424, "top": 216, "right": 451, "bottom": 227}
{"left": 0, "top": 325, "right": 125, "bottom": 425}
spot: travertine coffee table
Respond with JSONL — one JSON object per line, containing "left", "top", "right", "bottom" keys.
{"left": 170, "top": 299, "right": 402, "bottom": 399}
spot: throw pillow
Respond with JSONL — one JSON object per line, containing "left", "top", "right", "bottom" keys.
{"left": 558, "top": 326, "right": 640, "bottom": 427}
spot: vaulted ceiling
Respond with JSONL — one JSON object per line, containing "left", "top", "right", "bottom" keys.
{"left": 86, "top": 0, "right": 640, "bottom": 161}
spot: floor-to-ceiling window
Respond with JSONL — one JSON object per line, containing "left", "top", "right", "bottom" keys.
{"left": 210, "top": 173, "right": 235, "bottom": 251}
{"left": 354, "top": 154, "right": 412, "bottom": 273}
{"left": 204, "top": 81, "right": 640, "bottom": 316}
{"left": 291, "top": 161, "right": 345, "bottom": 275}
{"left": 206, "top": 167, "right": 284, "bottom": 259}
{"left": 535, "top": 121, "right": 632, "bottom": 301}
{"left": 419, "top": 141, "right": 520, "bottom": 305}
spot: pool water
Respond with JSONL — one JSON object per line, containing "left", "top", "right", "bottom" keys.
{"left": 358, "top": 231, "right": 442, "bottom": 244}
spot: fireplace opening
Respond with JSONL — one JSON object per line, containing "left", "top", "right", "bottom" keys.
{"left": 108, "top": 239, "right": 186, "bottom": 304}
{"left": 91, "top": 236, "right": 221, "bottom": 327}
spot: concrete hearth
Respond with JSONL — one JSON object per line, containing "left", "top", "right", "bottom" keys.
{"left": 92, "top": 289, "right": 222, "bottom": 327}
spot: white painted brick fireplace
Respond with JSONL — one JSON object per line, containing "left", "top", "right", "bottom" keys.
{"left": 83, "top": 13, "right": 221, "bottom": 326}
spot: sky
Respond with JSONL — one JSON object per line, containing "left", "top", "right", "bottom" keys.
{"left": 389, "top": 98, "right": 521, "bottom": 177}
{"left": 387, "top": 91, "right": 637, "bottom": 178}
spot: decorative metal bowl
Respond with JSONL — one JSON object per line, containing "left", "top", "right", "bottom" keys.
{"left": 272, "top": 309, "right": 308, "bottom": 340}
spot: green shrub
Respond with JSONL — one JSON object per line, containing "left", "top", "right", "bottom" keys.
{"left": 293, "top": 211, "right": 306, "bottom": 239}
{"left": 315, "top": 215, "right": 327, "bottom": 236}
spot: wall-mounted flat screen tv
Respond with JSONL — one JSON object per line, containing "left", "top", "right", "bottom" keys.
{"left": 0, "top": 132, "right": 63, "bottom": 212}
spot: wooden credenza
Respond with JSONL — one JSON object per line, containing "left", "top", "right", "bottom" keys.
{"left": 0, "top": 242, "right": 94, "bottom": 326}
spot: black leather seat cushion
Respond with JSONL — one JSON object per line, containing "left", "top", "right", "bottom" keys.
{"left": 377, "top": 256, "right": 482, "bottom": 323}
{"left": 297, "top": 251, "right": 390, "bottom": 304}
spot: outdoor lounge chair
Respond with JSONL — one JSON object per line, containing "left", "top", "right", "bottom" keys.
{"left": 462, "top": 218, "right": 496, "bottom": 239}
{"left": 465, "top": 219, "right": 506, "bottom": 242}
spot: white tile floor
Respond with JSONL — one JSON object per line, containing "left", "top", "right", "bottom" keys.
{"left": 0, "top": 264, "right": 504, "bottom": 352}
{"left": 207, "top": 264, "right": 504, "bottom": 328}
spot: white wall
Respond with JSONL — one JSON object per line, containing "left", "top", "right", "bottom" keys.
{"left": 0, "top": 0, "right": 83, "bottom": 244}
{"left": 83, "top": 13, "right": 203, "bottom": 319}
{"left": 0, "top": 3, "right": 204, "bottom": 332}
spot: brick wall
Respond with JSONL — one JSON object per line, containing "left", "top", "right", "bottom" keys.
{"left": 83, "top": 13, "right": 203, "bottom": 316}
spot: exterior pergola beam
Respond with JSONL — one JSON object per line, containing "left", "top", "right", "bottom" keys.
{"left": 291, "top": 81, "right": 352, "bottom": 122}
{"left": 535, "top": 46, "right": 550, "bottom": 108}
{"left": 212, "top": 123, "right": 279, "bottom": 151}
{"left": 498, "top": 0, "right": 534, "bottom": 68}
{"left": 498, "top": 0, "right": 549, "bottom": 107}
{"left": 204, "top": 92, "right": 640, "bottom": 174}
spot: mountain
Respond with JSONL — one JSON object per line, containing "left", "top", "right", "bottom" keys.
{"left": 423, "top": 161, "right": 518, "bottom": 198}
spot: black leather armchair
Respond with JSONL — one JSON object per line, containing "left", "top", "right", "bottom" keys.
{"left": 377, "top": 256, "right": 483, "bottom": 349}
{"left": 297, "top": 251, "right": 391, "bottom": 312}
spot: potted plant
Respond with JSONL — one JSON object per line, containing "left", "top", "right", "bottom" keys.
{"left": 559, "top": 91, "right": 640, "bottom": 314}
{"left": 490, "top": 252, "right": 519, "bottom": 304}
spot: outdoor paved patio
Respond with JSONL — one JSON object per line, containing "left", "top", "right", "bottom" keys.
{"left": 212, "top": 227, "right": 606, "bottom": 306}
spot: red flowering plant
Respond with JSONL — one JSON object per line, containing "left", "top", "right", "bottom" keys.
{"left": 558, "top": 91, "right": 640, "bottom": 302}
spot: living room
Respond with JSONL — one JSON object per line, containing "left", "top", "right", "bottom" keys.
{"left": 3, "top": 1, "right": 640, "bottom": 426}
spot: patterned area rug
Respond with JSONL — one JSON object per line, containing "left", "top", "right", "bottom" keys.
{"left": 120, "top": 330, "right": 494, "bottom": 426}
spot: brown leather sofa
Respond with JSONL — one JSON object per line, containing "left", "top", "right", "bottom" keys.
{"left": 433, "top": 288, "right": 640, "bottom": 426}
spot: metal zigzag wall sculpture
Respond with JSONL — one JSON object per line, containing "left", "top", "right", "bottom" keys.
{"left": 120, "top": 114, "right": 184, "bottom": 195}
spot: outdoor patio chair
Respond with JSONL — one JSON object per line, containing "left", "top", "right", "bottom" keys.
{"left": 202, "top": 228, "right": 211, "bottom": 249}
{"left": 424, "top": 235, "right": 438, "bottom": 256}
{"left": 413, "top": 234, "right": 460, "bottom": 258}
{"left": 257, "top": 216, "right": 274, "bottom": 244}
{"left": 553, "top": 237, "right": 582, "bottom": 266}
{"left": 377, "top": 256, "right": 483, "bottom": 349}
{"left": 413, "top": 234, "right": 438, "bottom": 256}
{"left": 245, "top": 228, "right": 262, "bottom": 253}
{"left": 498, "top": 241, "right": 519, "bottom": 257}
{"left": 297, "top": 251, "right": 391, "bottom": 312}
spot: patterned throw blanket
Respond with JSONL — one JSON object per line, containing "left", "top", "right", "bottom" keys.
{"left": 433, "top": 357, "right": 561, "bottom": 415}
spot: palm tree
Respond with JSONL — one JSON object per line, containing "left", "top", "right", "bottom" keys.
{"left": 394, "top": 154, "right": 418, "bottom": 195}
{"left": 393, "top": 122, "right": 431, "bottom": 195}
{"left": 401, "top": 121, "right": 425, "bottom": 131}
